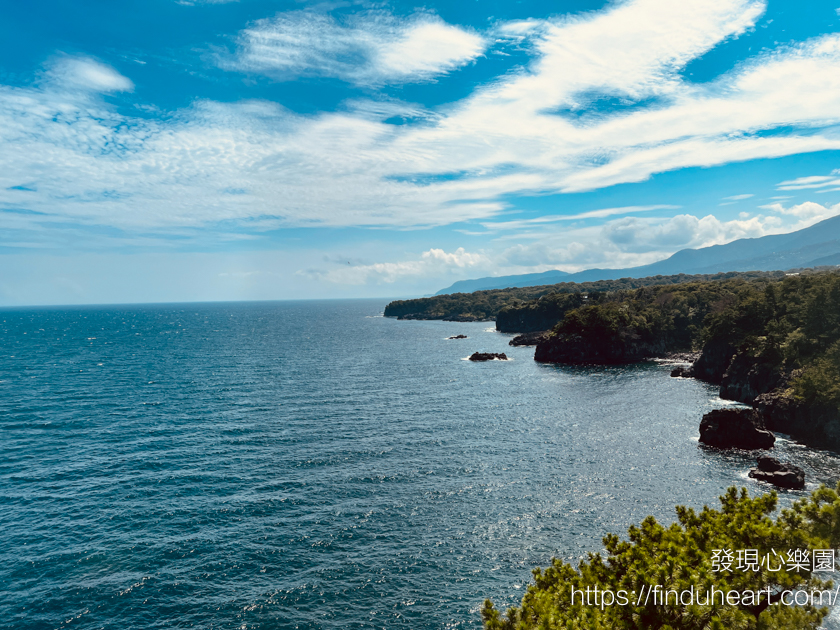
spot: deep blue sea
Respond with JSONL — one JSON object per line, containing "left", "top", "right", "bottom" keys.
{"left": 2, "top": 299, "right": 840, "bottom": 630}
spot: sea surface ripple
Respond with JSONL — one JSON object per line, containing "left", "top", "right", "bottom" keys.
{"left": 1, "top": 299, "right": 839, "bottom": 629}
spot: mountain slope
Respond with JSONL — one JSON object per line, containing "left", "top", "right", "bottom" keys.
{"left": 435, "top": 214, "right": 840, "bottom": 295}
{"left": 436, "top": 270, "right": 570, "bottom": 294}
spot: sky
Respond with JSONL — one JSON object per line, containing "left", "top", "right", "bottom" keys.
{"left": 4, "top": 0, "right": 840, "bottom": 305}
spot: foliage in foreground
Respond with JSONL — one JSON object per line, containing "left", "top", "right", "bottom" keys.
{"left": 482, "top": 485, "right": 840, "bottom": 630}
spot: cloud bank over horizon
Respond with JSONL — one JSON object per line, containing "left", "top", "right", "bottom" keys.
{"left": 3, "top": 0, "right": 840, "bottom": 303}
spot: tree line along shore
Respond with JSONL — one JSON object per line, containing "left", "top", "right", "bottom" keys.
{"left": 387, "top": 269, "right": 840, "bottom": 629}
{"left": 386, "top": 268, "right": 840, "bottom": 451}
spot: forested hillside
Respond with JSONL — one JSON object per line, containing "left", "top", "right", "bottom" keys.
{"left": 530, "top": 269, "right": 840, "bottom": 448}
{"left": 384, "top": 271, "right": 782, "bottom": 324}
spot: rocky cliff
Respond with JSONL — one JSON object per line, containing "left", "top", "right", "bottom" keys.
{"left": 686, "top": 345, "right": 840, "bottom": 450}
{"left": 754, "top": 390, "right": 840, "bottom": 450}
{"left": 534, "top": 333, "right": 668, "bottom": 364}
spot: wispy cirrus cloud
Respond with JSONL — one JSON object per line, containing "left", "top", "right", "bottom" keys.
{"left": 777, "top": 171, "right": 840, "bottom": 190}
{"left": 479, "top": 205, "right": 680, "bottom": 231}
{"left": 7, "top": 0, "right": 840, "bottom": 253}
{"left": 222, "top": 11, "right": 486, "bottom": 85}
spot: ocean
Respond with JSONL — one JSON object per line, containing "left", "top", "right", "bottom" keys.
{"left": 2, "top": 299, "right": 839, "bottom": 629}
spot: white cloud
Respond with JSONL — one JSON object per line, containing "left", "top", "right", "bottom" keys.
{"left": 777, "top": 174, "right": 837, "bottom": 187}
{"left": 777, "top": 174, "right": 840, "bottom": 190}
{"left": 494, "top": 209, "right": 815, "bottom": 272}
{"left": 760, "top": 200, "right": 840, "bottom": 223}
{"left": 294, "top": 202, "right": 840, "bottom": 286}
{"left": 723, "top": 193, "right": 754, "bottom": 200}
{"left": 602, "top": 213, "right": 774, "bottom": 252}
{"left": 302, "top": 247, "right": 492, "bottom": 285}
{"left": 47, "top": 57, "right": 134, "bottom": 92}
{"left": 9, "top": 0, "right": 840, "bottom": 248}
{"left": 480, "top": 205, "right": 679, "bottom": 231}
{"left": 374, "top": 21, "right": 487, "bottom": 81}
{"left": 225, "top": 12, "right": 486, "bottom": 85}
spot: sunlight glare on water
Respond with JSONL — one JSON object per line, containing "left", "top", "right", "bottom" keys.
{"left": 1, "top": 299, "right": 838, "bottom": 629}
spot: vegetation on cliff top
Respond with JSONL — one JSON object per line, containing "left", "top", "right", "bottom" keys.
{"left": 534, "top": 277, "right": 769, "bottom": 360}
{"left": 531, "top": 270, "right": 840, "bottom": 411}
{"left": 382, "top": 272, "right": 783, "bottom": 324}
{"left": 482, "top": 485, "right": 840, "bottom": 630}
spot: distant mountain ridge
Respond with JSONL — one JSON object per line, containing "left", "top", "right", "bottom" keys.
{"left": 436, "top": 214, "right": 840, "bottom": 295}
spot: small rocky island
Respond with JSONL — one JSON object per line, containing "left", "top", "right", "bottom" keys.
{"left": 388, "top": 270, "right": 840, "bottom": 480}
{"left": 523, "top": 272, "right": 840, "bottom": 455}
{"left": 469, "top": 352, "right": 508, "bottom": 361}
{"left": 748, "top": 456, "right": 806, "bottom": 490}
{"left": 698, "top": 408, "right": 775, "bottom": 450}
{"left": 447, "top": 334, "right": 468, "bottom": 339}
{"left": 509, "top": 331, "right": 549, "bottom": 346}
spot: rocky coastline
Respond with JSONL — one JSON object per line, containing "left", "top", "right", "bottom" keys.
{"left": 420, "top": 272, "right": 840, "bottom": 471}
{"left": 533, "top": 334, "right": 668, "bottom": 364}
{"left": 698, "top": 408, "right": 775, "bottom": 450}
{"left": 531, "top": 327, "right": 839, "bottom": 455}
{"left": 671, "top": 343, "right": 840, "bottom": 452}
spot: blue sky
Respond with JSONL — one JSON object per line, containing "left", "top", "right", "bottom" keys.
{"left": 4, "top": 0, "right": 840, "bottom": 305}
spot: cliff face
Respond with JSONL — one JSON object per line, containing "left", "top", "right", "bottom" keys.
{"left": 496, "top": 308, "right": 561, "bottom": 333}
{"left": 690, "top": 340, "right": 734, "bottom": 384}
{"left": 534, "top": 333, "right": 668, "bottom": 364}
{"left": 719, "top": 354, "right": 786, "bottom": 405}
{"left": 689, "top": 344, "right": 785, "bottom": 405}
{"left": 755, "top": 390, "right": 840, "bottom": 450}
{"left": 496, "top": 293, "right": 584, "bottom": 333}
{"left": 687, "top": 343, "right": 840, "bottom": 449}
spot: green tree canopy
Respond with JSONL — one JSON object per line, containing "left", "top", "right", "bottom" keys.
{"left": 482, "top": 485, "right": 840, "bottom": 630}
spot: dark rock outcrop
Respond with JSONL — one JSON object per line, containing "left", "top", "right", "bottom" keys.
{"left": 719, "top": 353, "right": 786, "bottom": 405}
{"left": 496, "top": 293, "right": 585, "bottom": 333}
{"left": 509, "top": 331, "right": 550, "bottom": 347}
{"left": 699, "top": 408, "right": 775, "bottom": 449}
{"left": 755, "top": 390, "right": 840, "bottom": 450}
{"left": 748, "top": 456, "right": 805, "bottom": 490}
{"left": 671, "top": 366, "right": 694, "bottom": 378}
{"left": 447, "top": 334, "right": 468, "bottom": 339}
{"left": 469, "top": 352, "right": 508, "bottom": 361}
{"left": 692, "top": 340, "right": 736, "bottom": 384}
{"left": 534, "top": 334, "right": 667, "bottom": 364}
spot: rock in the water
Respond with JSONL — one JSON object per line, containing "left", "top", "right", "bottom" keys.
{"left": 469, "top": 352, "right": 508, "bottom": 361}
{"left": 671, "top": 366, "right": 694, "bottom": 378}
{"left": 447, "top": 334, "right": 468, "bottom": 339}
{"left": 748, "top": 456, "right": 805, "bottom": 490}
{"left": 509, "top": 331, "right": 549, "bottom": 347}
{"left": 699, "top": 408, "right": 775, "bottom": 449}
